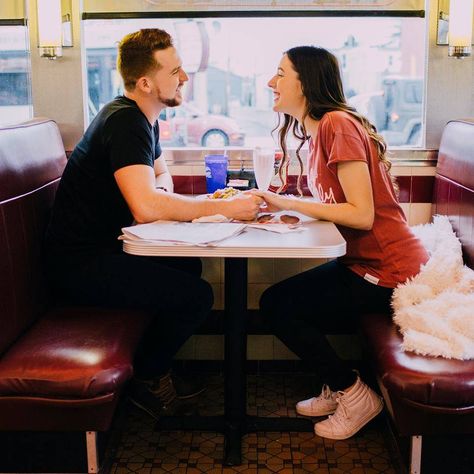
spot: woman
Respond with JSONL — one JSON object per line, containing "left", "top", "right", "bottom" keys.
{"left": 255, "top": 46, "right": 429, "bottom": 440}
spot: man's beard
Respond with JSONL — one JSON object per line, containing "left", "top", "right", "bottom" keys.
{"left": 160, "top": 96, "right": 181, "bottom": 107}
{"left": 157, "top": 88, "right": 182, "bottom": 108}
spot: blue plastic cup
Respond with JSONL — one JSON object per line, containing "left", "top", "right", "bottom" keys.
{"left": 204, "top": 154, "right": 228, "bottom": 193}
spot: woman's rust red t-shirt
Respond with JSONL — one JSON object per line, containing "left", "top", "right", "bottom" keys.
{"left": 307, "top": 110, "right": 428, "bottom": 288}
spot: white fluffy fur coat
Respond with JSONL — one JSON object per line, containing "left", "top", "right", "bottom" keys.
{"left": 391, "top": 215, "right": 474, "bottom": 360}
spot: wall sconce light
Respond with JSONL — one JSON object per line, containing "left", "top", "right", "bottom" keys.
{"left": 36, "top": 0, "right": 73, "bottom": 59}
{"left": 449, "top": 0, "right": 474, "bottom": 57}
{"left": 437, "top": 0, "right": 474, "bottom": 58}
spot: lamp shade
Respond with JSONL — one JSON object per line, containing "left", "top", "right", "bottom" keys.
{"left": 448, "top": 0, "right": 474, "bottom": 57}
{"left": 37, "top": 0, "right": 62, "bottom": 58}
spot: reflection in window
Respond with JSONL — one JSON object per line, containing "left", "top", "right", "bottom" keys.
{"left": 84, "top": 16, "right": 425, "bottom": 148}
{"left": 0, "top": 26, "right": 32, "bottom": 126}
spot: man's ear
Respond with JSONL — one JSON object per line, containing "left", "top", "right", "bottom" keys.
{"left": 136, "top": 76, "right": 151, "bottom": 94}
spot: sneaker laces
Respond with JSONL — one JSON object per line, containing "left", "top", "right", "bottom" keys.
{"left": 315, "top": 384, "right": 333, "bottom": 402}
{"left": 326, "top": 391, "right": 349, "bottom": 428}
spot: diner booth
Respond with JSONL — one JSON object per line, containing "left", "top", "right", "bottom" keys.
{"left": 0, "top": 0, "right": 473, "bottom": 473}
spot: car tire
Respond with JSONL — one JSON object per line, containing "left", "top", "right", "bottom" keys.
{"left": 202, "top": 129, "right": 229, "bottom": 148}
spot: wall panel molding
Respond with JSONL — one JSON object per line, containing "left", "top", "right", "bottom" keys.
{"left": 83, "top": 0, "right": 425, "bottom": 14}
{"left": 0, "top": 1, "right": 25, "bottom": 21}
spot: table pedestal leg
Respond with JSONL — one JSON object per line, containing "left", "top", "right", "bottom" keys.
{"left": 223, "top": 257, "right": 247, "bottom": 466}
{"left": 156, "top": 256, "right": 314, "bottom": 466}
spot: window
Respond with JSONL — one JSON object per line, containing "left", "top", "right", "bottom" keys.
{"left": 0, "top": 26, "right": 32, "bottom": 126}
{"left": 404, "top": 81, "right": 423, "bottom": 104}
{"left": 84, "top": 16, "right": 425, "bottom": 148}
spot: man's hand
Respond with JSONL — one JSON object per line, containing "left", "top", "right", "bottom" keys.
{"left": 223, "top": 193, "right": 263, "bottom": 221}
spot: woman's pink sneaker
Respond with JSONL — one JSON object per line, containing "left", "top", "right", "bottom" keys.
{"left": 314, "top": 377, "right": 384, "bottom": 440}
{"left": 296, "top": 384, "right": 338, "bottom": 417}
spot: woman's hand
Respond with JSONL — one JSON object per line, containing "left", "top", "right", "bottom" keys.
{"left": 250, "top": 190, "right": 293, "bottom": 213}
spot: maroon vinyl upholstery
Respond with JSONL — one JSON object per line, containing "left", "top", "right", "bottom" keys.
{"left": 362, "top": 316, "right": 474, "bottom": 409}
{"left": 0, "top": 119, "right": 151, "bottom": 432}
{"left": 361, "top": 118, "right": 474, "bottom": 437}
{"left": 0, "top": 119, "right": 65, "bottom": 356}
{"left": 433, "top": 119, "right": 474, "bottom": 267}
{"left": 0, "top": 307, "right": 146, "bottom": 399}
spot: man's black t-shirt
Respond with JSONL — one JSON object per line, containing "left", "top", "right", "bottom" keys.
{"left": 46, "top": 96, "right": 161, "bottom": 257}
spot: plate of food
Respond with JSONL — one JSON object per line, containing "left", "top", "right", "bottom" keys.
{"left": 195, "top": 187, "right": 241, "bottom": 200}
{"left": 208, "top": 187, "right": 241, "bottom": 199}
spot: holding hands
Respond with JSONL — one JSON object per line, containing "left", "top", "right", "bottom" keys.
{"left": 225, "top": 192, "right": 264, "bottom": 221}
{"left": 251, "top": 189, "right": 295, "bottom": 213}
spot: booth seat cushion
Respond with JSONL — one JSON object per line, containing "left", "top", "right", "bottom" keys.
{"left": 0, "top": 307, "right": 151, "bottom": 399}
{"left": 361, "top": 313, "right": 474, "bottom": 408}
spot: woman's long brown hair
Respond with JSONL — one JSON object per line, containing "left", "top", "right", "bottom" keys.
{"left": 274, "top": 46, "right": 397, "bottom": 195}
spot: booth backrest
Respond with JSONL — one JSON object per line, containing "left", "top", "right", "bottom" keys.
{"left": 433, "top": 119, "right": 474, "bottom": 267}
{"left": 0, "top": 119, "right": 66, "bottom": 355}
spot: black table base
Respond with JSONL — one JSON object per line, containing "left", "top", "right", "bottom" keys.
{"left": 156, "top": 415, "right": 314, "bottom": 465}
{"left": 156, "top": 258, "right": 314, "bottom": 466}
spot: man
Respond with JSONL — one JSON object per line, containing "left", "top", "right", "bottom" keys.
{"left": 45, "top": 29, "right": 261, "bottom": 419}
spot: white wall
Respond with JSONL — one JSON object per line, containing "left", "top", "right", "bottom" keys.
{"left": 424, "top": 0, "right": 474, "bottom": 148}
{"left": 27, "top": 0, "right": 87, "bottom": 150}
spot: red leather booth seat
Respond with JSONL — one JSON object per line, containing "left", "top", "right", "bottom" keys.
{"left": 361, "top": 119, "right": 474, "bottom": 440}
{"left": 0, "top": 119, "right": 151, "bottom": 435}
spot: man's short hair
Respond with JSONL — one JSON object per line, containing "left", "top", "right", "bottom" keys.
{"left": 117, "top": 29, "right": 173, "bottom": 91}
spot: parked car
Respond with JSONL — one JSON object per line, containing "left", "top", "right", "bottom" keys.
{"left": 159, "top": 103, "right": 245, "bottom": 147}
{"left": 348, "top": 76, "right": 423, "bottom": 146}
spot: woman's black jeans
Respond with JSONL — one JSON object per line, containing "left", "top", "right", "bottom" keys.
{"left": 260, "top": 259, "right": 393, "bottom": 391}
{"left": 47, "top": 252, "right": 213, "bottom": 379}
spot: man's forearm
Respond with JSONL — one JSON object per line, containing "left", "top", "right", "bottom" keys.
{"left": 137, "top": 192, "right": 232, "bottom": 223}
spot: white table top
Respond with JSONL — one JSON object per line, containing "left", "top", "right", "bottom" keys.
{"left": 123, "top": 218, "right": 346, "bottom": 259}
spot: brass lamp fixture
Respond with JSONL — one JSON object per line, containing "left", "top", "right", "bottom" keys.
{"left": 449, "top": 0, "right": 474, "bottom": 57}
{"left": 438, "top": 0, "right": 474, "bottom": 58}
{"left": 36, "top": 0, "right": 72, "bottom": 59}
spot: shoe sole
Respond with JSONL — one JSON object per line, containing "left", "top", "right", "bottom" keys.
{"left": 296, "top": 405, "right": 337, "bottom": 417}
{"left": 176, "top": 386, "right": 206, "bottom": 400}
{"left": 129, "top": 397, "right": 161, "bottom": 421}
{"left": 314, "top": 399, "right": 384, "bottom": 440}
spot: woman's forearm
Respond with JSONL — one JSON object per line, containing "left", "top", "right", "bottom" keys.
{"left": 287, "top": 198, "right": 374, "bottom": 230}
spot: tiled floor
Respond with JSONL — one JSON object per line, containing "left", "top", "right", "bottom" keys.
{"left": 2, "top": 372, "right": 472, "bottom": 473}
{"left": 107, "top": 374, "right": 402, "bottom": 473}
